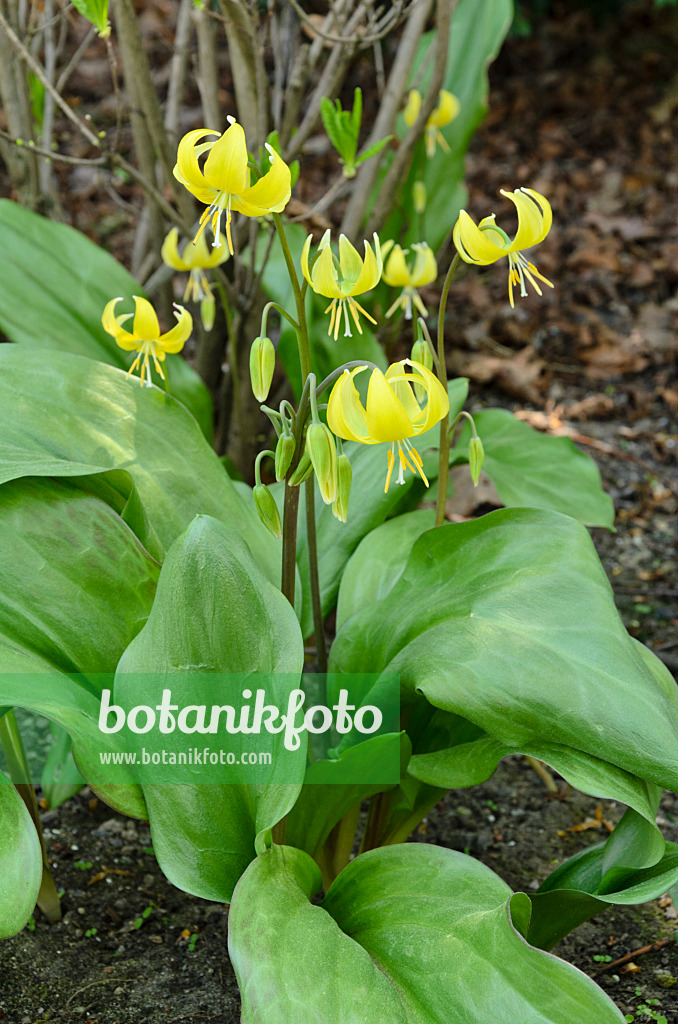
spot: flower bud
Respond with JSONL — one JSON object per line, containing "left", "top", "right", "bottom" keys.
{"left": 332, "top": 452, "right": 352, "bottom": 522}
{"left": 287, "top": 446, "right": 314, "bottom": 487}
{"left": 413, "top": 180, "right": 427, "bottom": 215}
{"left": 253, "top": 483, "right": 282, "bottom": 538}
{"left": 469, "top": 435, "right": 484, "bottom": 487}
{"left": 275, "top": 432, "right": 296, "bottom": 481}
{"left": 411, "top": 341, "right": 433, "bottom": 402}
{"left": 250, "top": 336, "right": 275, "bottom": 403}
{"left": 411, "top": 339, "right": 433, "bottom": 372}
{"left": 200, "top": 294, "right": 215, "bottom": 332}
{"left": 306, "top": 422, "right": 338, "bottom": 505}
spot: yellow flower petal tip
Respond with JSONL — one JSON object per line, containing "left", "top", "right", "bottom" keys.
{"left": 452, "top": 187, "right": 554, "bottom": 307}
{"left": 301, "top": 231, "right": 382, "bottom": 340}
{"left": 101, "top": 296, "right": 193, "bottom": 388}
{"left": 382, "top": 241, "right": 437, "bottom": 320}
{"left": 327, "top": 358, "right": 449, "bottom": 493}
{"left": 403, "top": 89, "right": 460, "bottom": 158}
{"left": 173, "top": 119, "right": 292, "bottom": 254}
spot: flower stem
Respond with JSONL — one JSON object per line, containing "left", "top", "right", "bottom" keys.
{"left": 281, "top": 480, "right": 300, "bottom": 606}
{"left": 305, "top": 479, "right": 327, "bottom": 675}
{"left": 272, "top": 212, "right": 311, "bottom": 381}
{"left": 435, "top": 253, "right": 460, "bottom": 528}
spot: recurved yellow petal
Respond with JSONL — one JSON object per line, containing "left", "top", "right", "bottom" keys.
{"left": 338, "top": 234, "right": 364, "bottom": 288}
{"left": 502, "top": 188, "right": 547, "bottom": 252}
{"left": 410, "top": 243, "right": 437, "bottom": 286}
{"left": 161, "top": 228, "right": 189, "bottom": 272}
{"left": 233, "top": 148, "right": 291, "bottom": 216}
{"left": 351, "top": 234, "right": 382, "bottom": 295}
{"left": 327, "top": 367, "right": 370, "bottom": 443}
{"left": 132, "top": 296, "right": 160, "bottom": 340}
{"left": 410, "top": 361, "right": 449, "bottom": 432}
{"left": 102, "top": 297, "right": 136, "bottom": 349}
{"left": 300, "top": 234, "right": 313, "bottom": 285}
{"left": 385, "top": 361, "right": 422, "bottom": 423}
{"left": 383, "top": 244, "right": 411, "bottom": 287}
{"left": 453, "top": 210, "right": 505, "bottom": 265}
{"left": 175, "top": 128, "right": 220, "bottom": 190}
{"left": 203, "top": 121, "right": 248, "bottom": 194}
{"left": 158, "top": 305, "right": 193, "bottom": 352}
{"left": 403, "top": 90, "right": 422, "bottom": 126}
{"left": 365, "top": 368, "right": 415, "bottom": 443}
{"left": 312, "top": 243, "right": 342, "bottom": 299}
{"left": 431, "top": 90, "right": 460, "bottom": 127}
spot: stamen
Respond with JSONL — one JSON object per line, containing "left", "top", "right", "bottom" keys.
{"left": 384, "top": 447, "right": 395, "bottom": 492}
{"left": 343, "top": 301, "right": 353, "bottom": 338}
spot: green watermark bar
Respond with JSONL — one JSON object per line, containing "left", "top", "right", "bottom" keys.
{"left": 0, "top": 673, "right": 401, "bottom": 786}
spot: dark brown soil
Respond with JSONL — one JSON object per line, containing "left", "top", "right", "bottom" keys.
{"left": 2, "top": 764, "right": 678, "bottom": 1023}
{"left": 1, "top": 2, "right": 677, "bottom": 1022}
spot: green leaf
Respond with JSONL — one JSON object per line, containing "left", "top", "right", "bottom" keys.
{"left": 116, "top": 516, "right": 306, "bottom": 901}
{"left": 354, "top": 135, "right": 393, "bottom": 168}
{"left": 451, "top": 409, "right": 614, "bottom": 527}
{"left": 41, "top": 722, "right": 84, "bottom": 809}
{"left": 229, "top": 843, "right": 625, "bottom": 1022}
{"left": 0, "top": 477, "right": 159, "bottom": 675}
{"left": 0, "top": 199, "right": 211, "bottom": 438}
{"left": 330, "top": 509, "right": 678, "bottom": 797}
{"left": 0, "top": 771, "right": 42, "bottom": 938}
{"left": 0, "top": 346, "right": 280, "bottom": 585}
{"left": 527, "top": 807, "right": 678, "bottom": 950}
{"left": 286, "top": 733, "right": 408, "bottom": 862}
{"left": 336, "top": 510, "right": 436, "bottom": 631}
{"left": 70, "top": 0, "right": 109, "bottom": 33}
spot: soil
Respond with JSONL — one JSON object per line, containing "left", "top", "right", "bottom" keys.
{"left": 1, "top": 1, "right": 678, "bottom": 1022}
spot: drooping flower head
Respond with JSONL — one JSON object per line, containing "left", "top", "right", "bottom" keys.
{"left": 301, "top": 230, "right": 382, "bottom": 340}
{"left": 381, "top": 240, "right": 437, "bottom": 319}
{"left": 173, "top": 117, "right": 291, "bottom": 255}
{"left": 161, "top": 227, "right": 229, "bottom": 303}
{"left": 404, "top": 89, "right": 460, "bottom": 158}
{"left": 102, "top": 296, "right": 192, "bottom": 387}
{"left": 327, "top": 359, "right": 449, "bottom": 492}
{"left": 453, "top": 187, "right": 554, "bottom": 308}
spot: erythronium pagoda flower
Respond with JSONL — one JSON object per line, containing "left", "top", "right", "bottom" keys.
{"left": 161, "top": 227, "right": 228, "bottom": 303}
{"left": 404, "top": 89, "right": 460, "bottom": 158}
{"left": 327, "top": 358, "right": 449, "bottom": 492}
{"left": 101, "top": 295, "right": 192, "bottom": 387}
{"left": 301, "top": 230, "right": 382, "bottom": 340}
{"left": 173, "top": 117, "right": 291, "bottom": 255}
{"left": 381, "top": 240, "right": 437, "bottom": 319}
{"left": 453, "top": 187, "right": 554, "bottom": 308}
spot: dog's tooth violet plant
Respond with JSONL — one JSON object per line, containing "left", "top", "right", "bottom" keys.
{"left": 1, "top": 5, "right": 677, "bottom": 1023}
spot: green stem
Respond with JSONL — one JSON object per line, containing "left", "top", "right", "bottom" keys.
{"left": 272, "top": 212, "right": 311, "bottom": 380}
{"left": 261, "top": 299, "right": 299, "bottom": 332}
{"left": 281, "top": 480, "right": 300, "bottom": 606}
{"left": 435, "top": 253, "right": 460, "bottom": 528}
{"left": 215, "top": 278, "right": 245, "bottom": 450}
{"left": 305, "top": 480, "right": 327, "bottom": 676}
{"left": 0, "top": 710, "right": 61, "bottom": 923}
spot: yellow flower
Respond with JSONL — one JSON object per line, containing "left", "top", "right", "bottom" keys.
{"left": 301, "top": 230, "right": 382, "bottom": 340}
{"left": 404, "top": 89, "right": 460, "bottom": 158}
{"left": 161, "top": 227, "right": 229, "bottom": 303}
{"left": 173, "top": 117, "right": 291, "bottom": 255}
{"left": 327, "top": 358, "right": 449, "bottom": 493}
{"left": 102, "top": 295, "right": 192, "bottom": 387}
{"left": 381, "top": 240, "right": 437, "bottom": 319}
{"left": 453, "top": 187, "right": 554, "bottom": 308}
